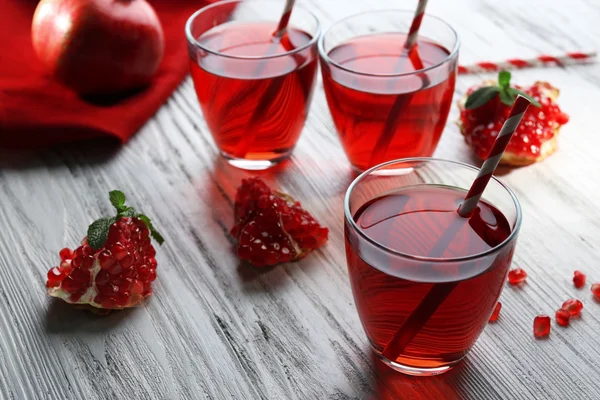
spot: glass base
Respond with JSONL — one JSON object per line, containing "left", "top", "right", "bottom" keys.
{"left": 221, "top": 151, "right": 291, "bottom": 171}
{"left": 375, "top": 351, "right": 463, "bottom": 377}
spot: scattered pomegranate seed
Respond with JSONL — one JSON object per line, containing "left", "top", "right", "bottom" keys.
{"left": 59, "top": 248, "right": 73, "bottom": 261}
{"left": 591, "top": 283, "right": 600, "bottom": 299}
{"left": 489, "top": 302, "right": 502, "bottom": 322}
{"left": 533, "top": 315, "right": 551, "bottom": 338}
{"left": 555, "top": 308, "right": 570, "bottom": 327}
{"left": 508, "top": 268, "right": 527, "bottom": 285}
{"left": 573, "top": 270, "right": 586, "bottom": 288}
{"left": 562, "top": 299, "right": 583, "bottom": 316}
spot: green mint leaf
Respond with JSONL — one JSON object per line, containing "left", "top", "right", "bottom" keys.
{"left": 109, "top": 190, "right": 126, "bottom": 212}
{"left": 87, "top": 217, "right": 116, "bottom": 250}
{"left": 118, "top": 207, "right": 137, "bottom": 218}
{"left": 507, "top": 88, "right": 542, "bottom": 108}
{"left": 498, "top": 71, "right": 511, "bottom": 89}
{"left": 499, "top": 89, "right": 515, "bottom": 106}
{"left": 465, "top": 86, "right": 501, "bottom": 109}
{"left": 136, "top": 214, "right": 165, "bottom": 245}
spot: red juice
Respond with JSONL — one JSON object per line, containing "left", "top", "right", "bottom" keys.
{"left": 189, "top": 22, "right": 317, "bottom": 162}
{"left": 345, "top": 185, "right": 514, "bottom": 370}
{"left": 321, "top": 33, "right": 456, "bottom": 170}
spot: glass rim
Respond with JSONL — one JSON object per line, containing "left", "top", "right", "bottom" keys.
{"left": 318, "top": 9, "right": 460, "bottom": 78}
{"left": 185, "top": 0, "right": 321, "bottom": 61}
{"left": 344, "top": 157, "right": 523, "bottom": 263}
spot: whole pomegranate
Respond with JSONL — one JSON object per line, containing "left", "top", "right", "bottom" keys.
{"left": 31, "top": 0, "right": 164, "bottom": 95}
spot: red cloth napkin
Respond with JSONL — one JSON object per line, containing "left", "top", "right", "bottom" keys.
{"left": 0, "top": 0, "right": 215, "bottom": 149}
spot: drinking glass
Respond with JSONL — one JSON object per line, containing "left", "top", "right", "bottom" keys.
{"left": 319, "top": 11, "right": 459, "bottom": 171}
{"left": 186, "top": 0, "right": 320, "bottom": 170}
{"left": 344, "top": 158, "right": 521, "bottom": 376}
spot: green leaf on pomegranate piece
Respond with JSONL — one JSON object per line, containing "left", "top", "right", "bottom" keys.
{"left": 88, "top": 217, "right": 117, "bottom": 250}
{"left": 118, "top": 207, "right": 137, "bottom": 218}
{"left": 109, "top": 190, "right": 126, "bottom": 212}
{"left": 507, "top": 88, "right": 542, "bottom": 108}
{"left": 499, "top": 89, "right": 515, "bottom": 106}
{"left": 137, "top": 214, "right": 165, "bottom": 245}
{"left": 465, "top": 86, "right": 501, "bottom": 109}
{"left": 498, "top": 71, "right": 511, "bottom": 88}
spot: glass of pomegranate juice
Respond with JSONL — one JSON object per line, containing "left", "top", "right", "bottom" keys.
{"left": 319, "top": 11, "right": 459, "bottom": 171}
{"left": 185, "top": 0, "right": 320, "bottom": 170}
{"left": 345, "top": 158, "right": 521, "bottom": 376}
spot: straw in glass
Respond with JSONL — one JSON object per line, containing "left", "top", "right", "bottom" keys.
{"left": 368, "top": 0, "right": 430, "bottom": 168}
{"left": 381, "top": 95, "right": 532, "bottom": 362}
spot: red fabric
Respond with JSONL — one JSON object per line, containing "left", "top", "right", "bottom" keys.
{"left": 0, "top": 0, "right": 215, "bottom": 149}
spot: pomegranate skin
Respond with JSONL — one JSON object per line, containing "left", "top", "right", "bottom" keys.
{"left": 32, "top": 0, "right": 164, "bottom": 95}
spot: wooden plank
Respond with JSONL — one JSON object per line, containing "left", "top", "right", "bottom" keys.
{"left": 1, "top": 0, "right": 600, "bottom": 398}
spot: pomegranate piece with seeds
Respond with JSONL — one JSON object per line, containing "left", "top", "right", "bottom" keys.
{"left": 591, "top": 283, "right": 600, "bottom": 299}
{"left": 508, "top": 268, "right": 527, "bottom": 285}
{"left": 458, "top": 71, "right": 568, "bottom": 166}
{"left": 573, "top": 270, "right": 586, "bottom": 288}
{"left": 231, "top": 178, "right": 328, "bottom": 267}
{"left": 533, "top": 315, "right": 551, "bottom": 338}
{"left": 46, "top": 190, "right": 164, "bottom": 311}
{"left": 562, "top": 299, "right": 583, "bottom": 316}
{"left": 489, "top": 301, "right": 502, "bottom": 322}
{"left": 555, "top": 308, "right": 570, "bottom": 327}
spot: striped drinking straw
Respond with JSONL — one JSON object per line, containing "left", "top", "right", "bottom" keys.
{"left": 458, "top": 95, "right": 532, "bottom": 217}
{"left": 273, "top": 0, "right": 296, "bottom": 38}
{"left": 458, "top": 51, "right": 597, "bottom": 74}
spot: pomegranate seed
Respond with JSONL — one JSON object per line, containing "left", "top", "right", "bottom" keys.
{"left": 100, "top": 298, "right": 117, "bottom": 309}
{"left": 131, "top": 280, "right": 144, "bottom": 295}
{"left": 59, "top": 248, "right": 73, "bottom": 261}
{"left": 115, "top": 291, "right": 131, "bottom": 307}
{"left": 82, "top": 245, "right": 92, "bottom": 256}
{"left": 555, "top": 308, "right": 570, "bottom": 327}
{"left": 591, "top": 283, "right": 600, "bottom": 299}
{"left": 573, "top": 270, "right": 586, "bottom": 288}
{"left": 95, "top": 270, "right": 110, "bottom": 286}
{"left": 121, "top": 268, "right": 136, "bottom": 279}
{"left": 59, "top": 260, "right": 71, "bottom": 271}
{"left": 562, "top": 299, "right": 583, "bottom": 316}
{"left": 108, "top": 263, "right": 123, "bottom": 275}
{"left": 46, "top": 279, "right": 60, "bottom": 288}
{"left": 489, "top": 302, "right": 502, "bottom": 322}
{"left": 508, "top": 268, "right": 527, "bottom": 285}
{"left": 533, "top": 315, "right": 551, "bottom": 338}
{"left": 147, "top": 257, "right": 157, "bottom": 268}
{"left": 119, "top": 279, "right": 133, "bottom": 293}
{"left": 138, "top": 265, "right": 150, "bottom": 281}
{"left": 111, "top": 244, "right": 127, "bottom": 261}
{"left": 148, "top": 247, "right": 156, "bottom": 258}
{"left": 71, "top": 256, "right": 83, "bottom": 268}
{"left": 148, "top": 269, "right": 157, "bottom": 282}
{"left": 98, "top": 250, "right": 114, "bottom": 270}
{"left": 61, "top": 277, "right": 80, "bottom": 293}
{"left": 81, "top": 256, "right": 94, "bottom": 270}
{"left": 47, "top": 266, "right": 67, "bottom": 281}
{"left": 121, "top": 254, "right": 134, "bottom": 269}
{"left": 70, "top": 268, "right": 90, "bottom": 283}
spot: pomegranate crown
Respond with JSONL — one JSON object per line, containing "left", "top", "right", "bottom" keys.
{"left": 465, "top": 71, "right": 541, "bottom": 110}
{"left": 87, "top": 190, "right": 164, "bottom": 250}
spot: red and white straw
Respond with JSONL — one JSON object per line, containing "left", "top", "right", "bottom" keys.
{"left": 273, "top": 0, "right": 296, "bottom": 38}
{"left": 458, "top": 51, "right": 597, "bottom": 74}
{"left": 403, "top": 0, "right": 429, "bottom": 51}
{"left": 458, "top": 96, "right": 531, "bottom": 217}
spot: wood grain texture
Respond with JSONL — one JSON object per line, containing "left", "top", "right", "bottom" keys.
{"left": 1, "top": 0, "right": 600, "bottom": 398}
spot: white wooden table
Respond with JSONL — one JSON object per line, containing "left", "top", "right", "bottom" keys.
{"left": 1, "top": 0, "right": 600, "bottom": 398}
